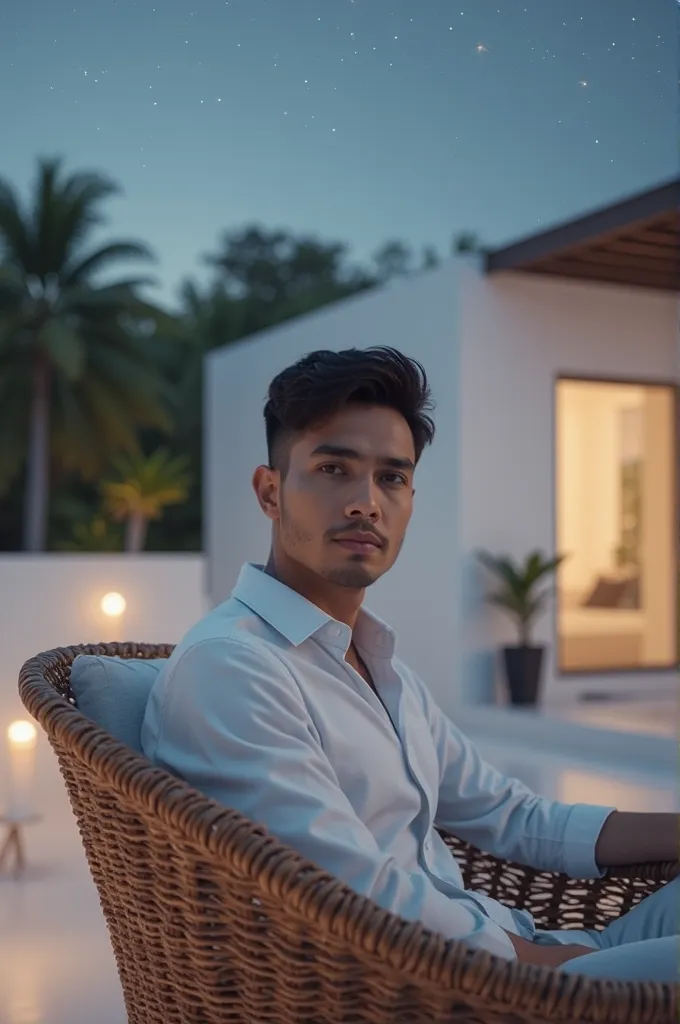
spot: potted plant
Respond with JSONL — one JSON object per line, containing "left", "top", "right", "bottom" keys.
{"left": 476, "top": 549, "right": 565, "bottom": 706}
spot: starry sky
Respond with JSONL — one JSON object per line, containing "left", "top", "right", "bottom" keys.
{"left": 1, "top": 0, "right": 677, "bottom": 306}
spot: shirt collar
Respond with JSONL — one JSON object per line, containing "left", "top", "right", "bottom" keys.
{"left": 232, "top": 562, "right": 396, "bottom": 659}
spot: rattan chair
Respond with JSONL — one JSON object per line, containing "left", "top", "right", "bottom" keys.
{"left": 19, "top": 643, "right": 677, "bottom": 1024}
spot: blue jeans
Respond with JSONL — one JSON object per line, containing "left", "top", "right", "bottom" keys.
{"left": 534, "top": 874, "right": 680, "bottom": 982}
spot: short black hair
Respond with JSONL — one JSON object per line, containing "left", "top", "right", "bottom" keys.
{"left": 264, "top": 346, "right": 435, "bottom": 471}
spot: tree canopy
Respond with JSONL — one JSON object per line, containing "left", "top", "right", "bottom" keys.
{"left": 0, "top": 156, "right": 484, "bottom": 552}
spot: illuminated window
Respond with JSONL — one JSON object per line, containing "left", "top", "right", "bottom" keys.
{"left": 556, "top": 378, "right": 677, "bottom": 673}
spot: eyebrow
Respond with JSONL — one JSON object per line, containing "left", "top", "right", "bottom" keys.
{"left": 309, "top": 444, "right": 415, "bottom": 472}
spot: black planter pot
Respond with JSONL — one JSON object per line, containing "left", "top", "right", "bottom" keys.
{"left": 502, "top": 646, "right": 544, "bottom": 706}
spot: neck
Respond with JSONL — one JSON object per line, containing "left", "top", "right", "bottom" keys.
{"left": 264, "top": 549, "right": 364, "bottom": 630}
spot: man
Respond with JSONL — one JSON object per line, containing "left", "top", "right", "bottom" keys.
{"left": 142, "top": 346, "right": 679, "bottom": 982}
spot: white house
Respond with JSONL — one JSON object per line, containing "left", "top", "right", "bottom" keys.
{"left": 205, "top": 179, "right": 678, "bottom": 733}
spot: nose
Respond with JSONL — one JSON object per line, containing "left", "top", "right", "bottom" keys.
{"left": 344, "top": 477, "right": 380, "bottom": 521}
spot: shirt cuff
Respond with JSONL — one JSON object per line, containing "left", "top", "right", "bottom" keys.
{"left": 562, "top": 804, "right": 616, "bottom": 878}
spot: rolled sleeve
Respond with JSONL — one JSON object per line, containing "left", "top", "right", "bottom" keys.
{"left": 562, "top": 804, "right": 616, "bottom": 879}
{"left": 141, "top": 637, "right": 518, "bottom": 961}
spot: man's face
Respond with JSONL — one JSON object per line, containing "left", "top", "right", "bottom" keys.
{"left": 255, "top": 404, "right": 416, "bottom": 589}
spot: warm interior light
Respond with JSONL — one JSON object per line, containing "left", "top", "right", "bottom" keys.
{"left": 8, "top": 720, "right": 37, "bottom": 746}
{"left": 101, "top": 591, "right": 127, "bottom": 617}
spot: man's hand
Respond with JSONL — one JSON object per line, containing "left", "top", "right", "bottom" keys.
{"left": 595, "top": 811, "right": 679, "bottom": 867}
{"left": 505, "top": 932, "right": 594, "bottom": 969}
{"left": 533, "top": 943, "right": 596, "bottom": 969}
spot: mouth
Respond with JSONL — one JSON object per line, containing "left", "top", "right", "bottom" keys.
{"left": 333, "top": 536, "right": 383, "bottom": 555}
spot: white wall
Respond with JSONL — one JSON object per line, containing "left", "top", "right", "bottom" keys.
{"left": 0, "top": 554, "right": 207, "bottom": 810}
{"left": 206, "top": 264, "right": 466, "bottom": 714}
{"left": 458, "top": 263, "right": 678, "bottom": 706}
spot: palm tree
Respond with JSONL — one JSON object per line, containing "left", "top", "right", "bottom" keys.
{"left": 56, "top": 515, "right": 123, "bottom": 553}
{"left": 476, "top": 550, "right": 566, "bottom": 646}
{"left": 102, "top": 448, "right": 192, "bottom": 553}
{"left": 0, "top": 157, "right": 173, "bottom": 551}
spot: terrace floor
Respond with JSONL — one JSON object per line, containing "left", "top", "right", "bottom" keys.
{"left": 553, "top": 694, "right": 678, "bottom": 738}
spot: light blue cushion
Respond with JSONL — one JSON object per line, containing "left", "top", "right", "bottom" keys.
{"left": 70, "top": 655, "right": 167, "bottom": 753}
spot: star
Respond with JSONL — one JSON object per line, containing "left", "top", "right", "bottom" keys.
{"left": 579, "top": 79, "right": 588, "bottom": 87}
{"left": 476, "top": 43, "right": 489, "bottom": 53}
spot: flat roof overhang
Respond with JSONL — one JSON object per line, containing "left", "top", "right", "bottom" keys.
{"left": 485, "top": 178, "right": 679, "bottom": 293}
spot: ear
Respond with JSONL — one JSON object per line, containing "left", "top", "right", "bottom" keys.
{"left": 252, "top": 465, "right": 281, "bottom": 521}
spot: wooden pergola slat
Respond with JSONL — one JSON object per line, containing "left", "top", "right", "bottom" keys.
{"left": 486, "top": 179, "right": 679, "bottom": 292}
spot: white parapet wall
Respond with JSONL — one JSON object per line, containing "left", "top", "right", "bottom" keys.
{"left": 0, "top": 553, "right": 208, "bottom": 812}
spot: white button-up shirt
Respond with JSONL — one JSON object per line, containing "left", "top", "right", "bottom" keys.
{"left": 141, "top": 563, "right": 614, "bottom": 961}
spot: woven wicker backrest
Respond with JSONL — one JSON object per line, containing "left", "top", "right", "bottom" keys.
{"left": 19, "top": 643, "right": 677, "bottom": 1024}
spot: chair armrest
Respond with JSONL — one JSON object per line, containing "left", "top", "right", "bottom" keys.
{"left": 437, "top": 830, "right": 673, "bottom": 931}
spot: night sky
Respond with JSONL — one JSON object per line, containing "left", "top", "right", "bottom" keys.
{"left": 2, "top": 0, "right": 677, "bottom": 305}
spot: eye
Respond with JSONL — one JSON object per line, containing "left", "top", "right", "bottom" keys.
{"left": 318, "top": 463, "right": 345, "bottom": 476}
{"left": 381, "top": 473, "right": 408, "bottom": 486}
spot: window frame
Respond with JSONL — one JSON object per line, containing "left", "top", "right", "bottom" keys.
{"left": 553, "top": 373, "right": 679, "bottom": 677}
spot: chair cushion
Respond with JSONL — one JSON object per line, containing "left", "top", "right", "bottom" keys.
{"left": 70, "top": 655, "right": 167, "bottom": 753}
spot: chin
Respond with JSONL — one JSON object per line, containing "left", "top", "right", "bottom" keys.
{"left": 322, "top": 565, "right": 380, "bottom": 589}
